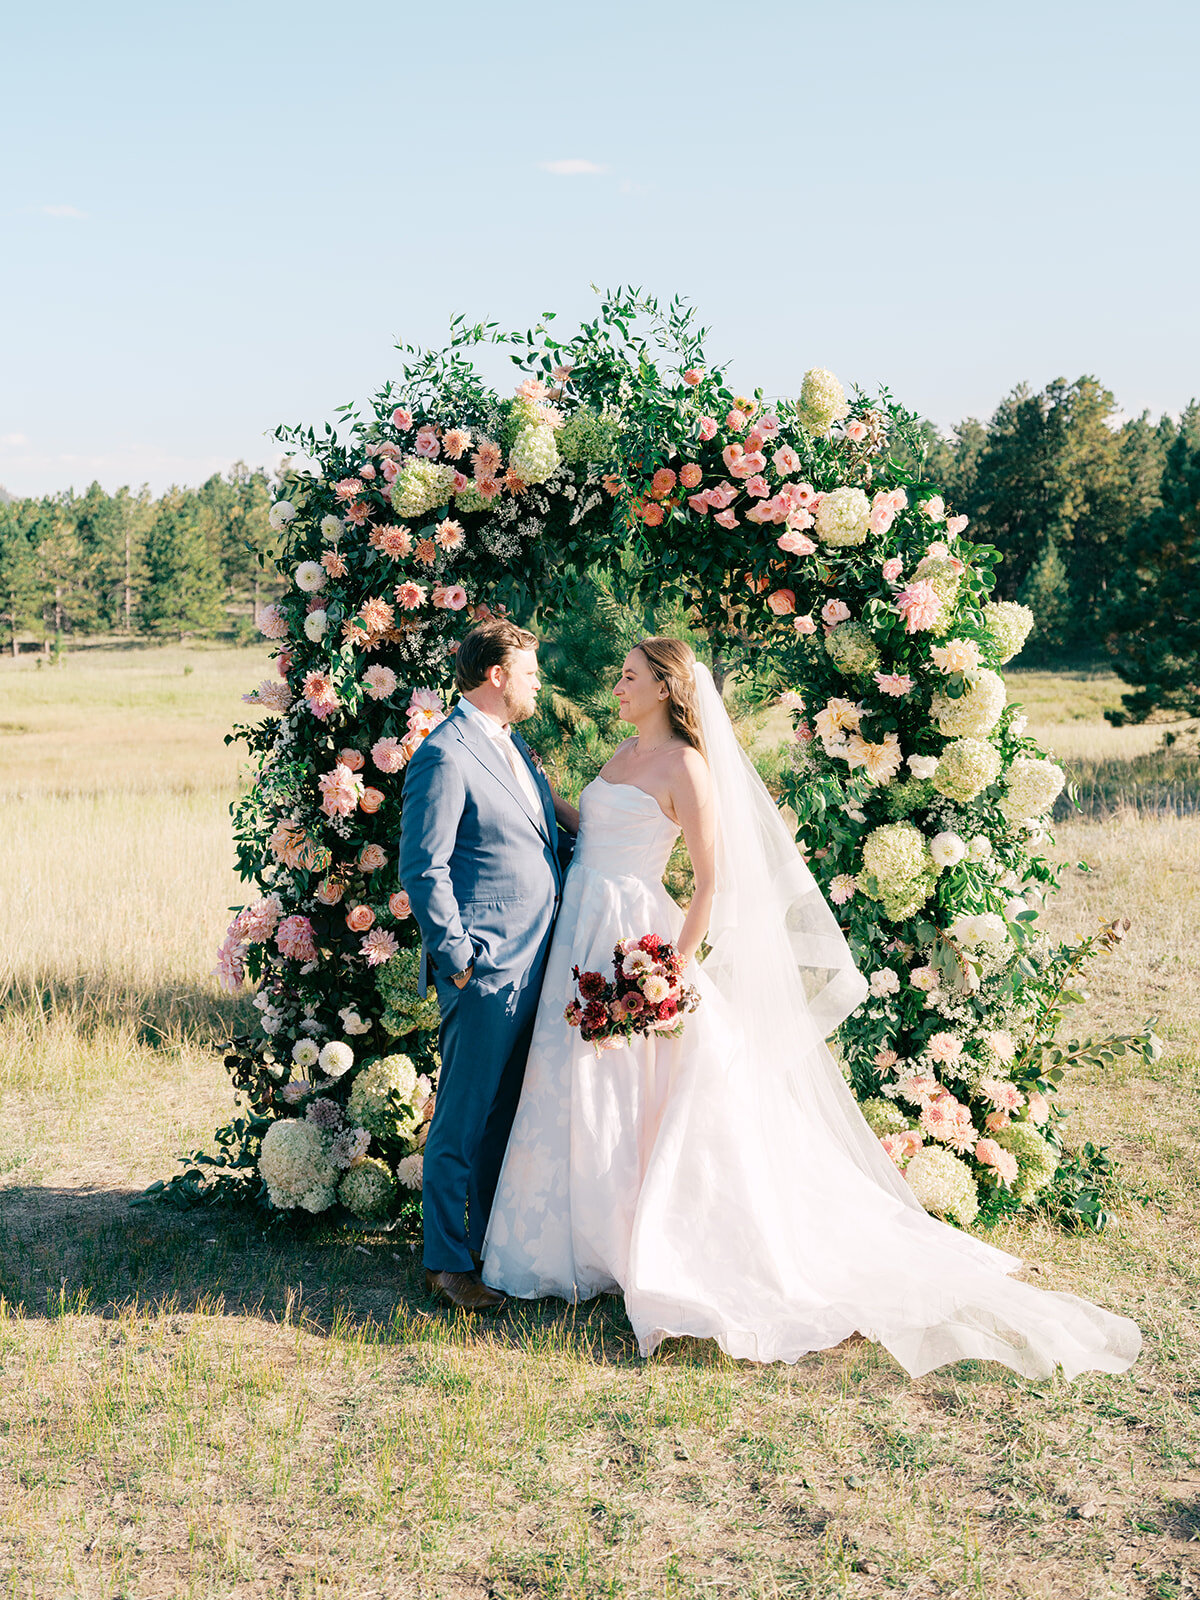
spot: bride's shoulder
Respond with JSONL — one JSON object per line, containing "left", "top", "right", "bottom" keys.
{"left": 665, "top": 741, "right": 710, "bottom": 795}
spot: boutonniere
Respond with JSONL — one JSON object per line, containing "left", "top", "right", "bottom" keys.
{"left": 524, "top": 744, "right": 547, "bottom": 777}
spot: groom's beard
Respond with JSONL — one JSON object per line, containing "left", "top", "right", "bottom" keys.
{"left": 503, "top": 688, "right": 537, "bottom": 724}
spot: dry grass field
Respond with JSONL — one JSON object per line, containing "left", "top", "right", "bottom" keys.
{"left": 0, "top": 648, "right": 1198, "bottom": 1600}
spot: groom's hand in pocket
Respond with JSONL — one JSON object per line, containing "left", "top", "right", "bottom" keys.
{"left": 452, "top": 962, "right": 474, "bottom": 990}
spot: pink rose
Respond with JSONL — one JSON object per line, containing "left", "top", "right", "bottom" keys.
{"left": 391, "top": 407, "right": 413, "bottom": 431}
{"left": 793, "top": 614, "right": 817, "bottom": 636}
{"left": 744, "top": 474, "right": 769, "bottom": 499}
{"left": 359, "top": 844, "right": 388, "bottom": 873}
{"left": 881, "top": 557, "right": 904, "bottom": 583}
{"left": 413, "top": 425, "right": 440, "bottom": 458}
{"left": 767, "top": 588, "right": 796, "bottom": 616}
{"left": 870, "top": 504, "right": 895, "bottom": 536}
{"left": 772, "top": 445, "right": 800, "bottom": 476}
{"left": 389, "top": 891, "right": 412, "bottom": 920}
{"left": 452, "top": 471, "right": 469, "bottom": 493}
{"left": 682, "top": 367, "right": 704, "bottom": 386}
{"left": 381, "top": 458, "right": 400, "bottom": 483}
{"left": 713, "top": 509, "right": 739, "bottom": 529}
{"left": 845, "top": 419, "right": 868, "bottom": 443}
{"left": 359, "top": 787, "right": 384, "bottom": 814}
{"left": 679, "top": 462, "right": 702, "bottom": 489}
{"left": 821, "top": 599, "right": 851, "bottom": 627}
{"left": 345, "top": 904, "right": 375, "bottom": 933}
{"left": 698, "top": 416, "right": 718, "bottom": 441}
{"left": 315, "top": 879, "right": 344, "bottom": 906}
{"left": 338, "top": 748, "right": 365, "bottom": 773}
{"left": 358, "top": 463, "right": 376, "bottom": 480}
{"left": 777, "top": 530, "right": 816, "bottom": 557}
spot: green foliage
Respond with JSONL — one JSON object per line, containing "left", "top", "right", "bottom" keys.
{"left": 141, "top": 493, "right": 227, "bottom": 637}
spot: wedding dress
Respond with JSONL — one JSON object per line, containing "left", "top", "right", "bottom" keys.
{"left": 483, "top": 668, "right": 1141, "bottom": 1380}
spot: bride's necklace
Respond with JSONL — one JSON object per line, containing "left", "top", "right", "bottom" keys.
{"left": 634, "top": 734, "right": 675, "bottom": 757}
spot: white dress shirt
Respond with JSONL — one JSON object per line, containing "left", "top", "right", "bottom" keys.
{"left": 459, "top": 696, "right": 542, "bottom": 816}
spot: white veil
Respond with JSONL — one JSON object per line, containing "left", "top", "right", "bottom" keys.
{"left": 691, "top": 662, "right": 926, "bottom": 1212}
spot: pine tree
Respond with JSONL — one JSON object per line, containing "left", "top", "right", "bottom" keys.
{"left": 140, "top": 491, "right": 226, "bottom": 638}
{"left": 1018, "top": 538, "right": 1072, "bottom": 663}
{"left": 1106, "top": 419, "right": 1200, "bottom": 722}
{"left": 0, "top": 501, "right": 40, "bottom": 655}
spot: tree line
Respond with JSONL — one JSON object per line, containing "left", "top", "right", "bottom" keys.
{"left": 0, "top": 465, "right": 279, "bottom": 653}
{"left": 1, "top": 379, "right": 1197, "bottom": 721}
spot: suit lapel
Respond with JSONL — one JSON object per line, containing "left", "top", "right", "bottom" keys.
{"left": 512, "top": 727, "right": 559, "bottom": 858}
{"left": 451, "top": 705, "right": 549, "bottom": 842}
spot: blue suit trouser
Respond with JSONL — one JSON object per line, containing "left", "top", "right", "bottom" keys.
{"left": 422, "top": 943, "right": 552, "bottom": 1275}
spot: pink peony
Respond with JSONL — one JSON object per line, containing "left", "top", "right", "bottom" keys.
{"left": 767, "top": 588, "right": 796, "bottom": 616}
{"left": 391, "top": 407, "right": 413, "bottom": 431}
{"left": 881, "top": 556, "right": 904, "bottom": 583}
{"left": 777, "top": 530, "right": 817, "bottom": 557}
{"left": 821, "top": 599, "right": 851, "bottom": 627}
{"left": 793, "top": 614, "right": 817, "bottom": 636}
{"left": 276, "top": 915, "right": 317, "bottom": 962}
{"left": 413, "top": 425, "right": 440, "bottom": 458}
{"left": 318, "top": 763, "right": 365, "bottom": 818}
{"left": 371, "top": 736, "right": 407, "bottom": 773}
{"left": 874, "top": 671, "right": 914, "bottom": 697}
{"left": 345, "top": 904, "right": 375, "bottom": 933}
{"left": 682, "top": 367, "right": 704, "bottom": 386}
{"left": 359, "top": 843, "right": 388, "bottom": 873}
{"left": 257, "top": 605, "right": 288, "bottom": 640}
{"left": 360, "top": 928, "right": 398, "bottom": 966}
{"left": 433, "top": 584, "right": 468, "bottom": 611}
{"left": 698, "top": 416, "right": 719, "bottom": 441}
{"left": 895, "top": 580, "right": 943, "bottom": 634}
{"left": 772, "top": 445, "right": 800, "bottom": 476}
{"left": 362, "top": 664, "right": 398, "bottom": 701}
{"left": 389, "top": 891, "right": 412, "bottom": 920}
{"left": 679, "top": 462, "right": 703, "bottom": 489}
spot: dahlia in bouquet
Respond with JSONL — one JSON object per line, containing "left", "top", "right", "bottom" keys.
{"left": 566, "top": 934, "right": 700, "bottom": 1051}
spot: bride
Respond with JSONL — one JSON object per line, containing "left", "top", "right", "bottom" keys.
{"left": 483, "top": 637, "right": 1141, "bottom": 1379}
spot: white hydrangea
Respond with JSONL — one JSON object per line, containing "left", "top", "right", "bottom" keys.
{"left": 347, "top": 1053, "right": 421, "bottom": 1140}
{"left": 930, "top": 669, "right": 1006, "bottom": 738}
{"left": 320, "top": 514, "right": 343, "bottom": 543}
{"left": 904, "top": 1146, "right": 979, "bottom": 1225}
{"left": 319, "top": 1041, "right": 354, "bottom": 1079}
{"left": 258, "top": 1118, "right": 338, "bottom": 1211}
{"left": 269, "top": 499, "right": 297, "bottom": 532}
{"left": 929, "top": 831, "right": 967, "bottom": 869}
{"left": 983, "top": 600, "right": 1035, "bottom": 664}
{"left": 304, "top": 610, "right": 327, "bottom": 642}
{"left": 933, "top": 738, "right": 1002, "bottom": 803}
{"left": 294, "top": 561, "right": 326, "bottom": 593}
{"left": 391, "top": 458, "right": 458, "bottom": 518}
{"left": 797, "top": 368, "right": 850, "bottom": 436}
{"left": 1000, "top": 757, "right": 1066, "bottom": 822}
{"left": 509, "top": 423, "right": 559, "bottom": 486}
{"left": 814, "top": 486, "right": 871, "bottom": 547}
{"left": 291, "top": 1039, "right": 319, "bottom": 1068}
{"left": 339, "top": 1156, "right": 398, "bottom": 1223}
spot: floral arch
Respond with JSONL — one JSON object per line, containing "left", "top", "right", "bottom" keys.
{"left": 196, "top": 290, "right": 1155, "bottom": 1236}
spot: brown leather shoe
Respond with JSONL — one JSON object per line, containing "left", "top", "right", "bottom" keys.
{"left": 424, "top": 1268, "right": 506, "bottom": 1312}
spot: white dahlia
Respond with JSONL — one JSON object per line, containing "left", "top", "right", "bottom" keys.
{"left": 304, "top": 610, "right": 328, "bottom": 642}
{"left": 294, "top": 561, "right": 326, "bottom": 593}
{"left": 318, "top": 1040, "right": 355, "bottom": 1079}
{"left": 268, "top": 499, "right": 297, "bottom": 532}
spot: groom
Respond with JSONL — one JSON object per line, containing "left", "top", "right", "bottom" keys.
{"left": 399, "top": 619, "right": 576, "bottom": 1311}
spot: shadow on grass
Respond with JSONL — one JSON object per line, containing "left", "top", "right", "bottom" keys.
{"left": 2, "top": 971, "right": 252, "bottom": 1047}
{"left": 0, "top": 1184, "right": 702, "bottom": 1368}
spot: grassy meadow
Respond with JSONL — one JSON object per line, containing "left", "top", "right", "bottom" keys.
{"left": 0, "top": 646, "right": 1198, "bottom": 1599}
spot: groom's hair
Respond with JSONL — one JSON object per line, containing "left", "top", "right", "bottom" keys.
{"left": 455, "top": 619, "right": 539, "bottom": 691}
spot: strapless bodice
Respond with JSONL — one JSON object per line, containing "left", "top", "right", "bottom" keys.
{"left": 571, "top": 777, "right": 680, "bottom": 883}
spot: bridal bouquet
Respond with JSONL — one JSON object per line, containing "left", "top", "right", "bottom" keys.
{"left": 565, "top": 934, "right": 701, "bottom": 1050}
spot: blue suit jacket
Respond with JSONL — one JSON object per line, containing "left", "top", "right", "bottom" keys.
{"left": 398, "top": 702, "right": 566, "bottom": 997}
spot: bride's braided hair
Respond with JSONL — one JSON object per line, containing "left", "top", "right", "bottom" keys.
{"left": 635, "top": 637, "right": 706, "bottom": 759}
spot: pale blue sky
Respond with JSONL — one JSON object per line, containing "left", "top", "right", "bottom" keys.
{"left": 3, "top": 0, "right": 1197, "bottom": 496}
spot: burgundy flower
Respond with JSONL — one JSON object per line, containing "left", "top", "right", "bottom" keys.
{"left": 578, "top": 970, "right": 607, "bottom": 1001}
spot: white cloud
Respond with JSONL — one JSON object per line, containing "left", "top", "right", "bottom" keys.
{"left": 0, "top": 433, "right": 29, "bottom": 449}
{"left": 538, "top": 159, "right": 607, "bottom": 177}
{"left": 41, "top": 205, "right": 87, "bottom": 219}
